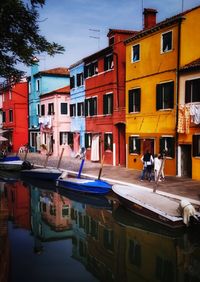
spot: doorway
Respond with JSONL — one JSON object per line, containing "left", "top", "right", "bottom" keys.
{"left": 180, "top": 145, "right": 192, "bottom": 177}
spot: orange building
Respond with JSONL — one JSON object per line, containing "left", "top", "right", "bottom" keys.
{"left": 125, "top": 6, "right": 200, "bottom": 176}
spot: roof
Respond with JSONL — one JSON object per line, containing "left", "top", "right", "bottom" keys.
{"left": 125, "top": 5, "right": 200, "bottom": 44}
{"left": 42, "top": 85, "right": 70, "bottom": 96}
{"left": 180, "top": 58, "right": 200, "bottom": 72}
{"left": 83, "top": 46, "right": 112, "bottom": 64}
{"left": 35, "top": 67, "right": 69, "bottom": 77}
{"left": 107, "top": 28, "right": 137, "bottom": 37}
{"left": 69, "top": 59, "right": 84, "bottom": 70}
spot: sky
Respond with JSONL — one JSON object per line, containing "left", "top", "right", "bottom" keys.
{"left": 24, "top": 0, "right": 200, "bottom": 75}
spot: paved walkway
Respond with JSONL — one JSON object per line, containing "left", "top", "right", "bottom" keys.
{"left": 22, "top": 152, "right": 200, "bottom": 207}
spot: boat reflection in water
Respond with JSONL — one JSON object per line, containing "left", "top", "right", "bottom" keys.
{"left": 2, "top": 179, "right": 200, "bottom": 282}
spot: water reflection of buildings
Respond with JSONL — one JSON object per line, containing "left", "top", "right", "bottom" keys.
{"left": 4, "top": 181, "right": 30, "bottom": 229}
{"left": 70, "top": 201, "right": 200, "bottom": 282}
{"left": 30, "top": 184, "right": 73, "bottom": 253}
{"left": 0, "top": 182, "right": 10, "bottom": 282}
{"left": 2, "top": 180, "right": 200, "bottom": 281}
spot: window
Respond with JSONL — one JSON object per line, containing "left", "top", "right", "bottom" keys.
{"left": 77, "top": 102, "right": 84, "bottom": 116}
{"left": 59, "top": 132, "right": 73, "bottom": 145}
{"left": 48, "top": 103, "right": 54, "bottom": 115}
{"left": 193, "top": 135, "right": 200, "bottom": 157}
{"left": 85, "top": 133, "right": 92, "bottom": 148}
{"left": 70, "top": 76, "right": 75, "bottom": 89}
{"left": 70, "top": 104, "right": 76, "bottom": 117}
{"left": 36, "top": 79, "right": 40, "bottom": 91}
{"left": 85, "top": 97, "right": 97, "bottom": 116}
{"left": 128, "top": 88, "right": 141, "bottom": 113}
{"left": 129, "top": 136, "right": 140, "bottom": 154}
{"left": 103, "top": 93, "right": 113, "bottom": 115}
{"left": 161, "top": 31, "right": 172, "bottom": 53}
{"left": 37, "top": 103, "right": 40, "bottom": 116}
{"left": 61, "top": 103, "right": 68, "bottom": 115}
{"left": 104, "top": 54, "right": 113, "bottom": 71}
{"left": 160, "top": 137, "right": 175, "bottom": 158}
{"left": 156, "top": 81, "right": 174, "bottom": 110}
{"left": 2, "top": 111, "right": 6, "bottom": 122}
{"left": 84, "top": 61, "right": 98, "bottom": 78}
{"left": 132, "top": 44, "right": 140, "bottom": 62}
{"left": 9, "top": 109, "right": 13, "bottom": 122}
{"left": 30, "top": 132, "right": 37, "bottom": 147}
{"left": 41, "top": 104, "right": 45, "bottom": 116}
{"left": 185, "top": 78, "right": 200, "bottom": 103}
{"left": 77, "top": 72, "right": 84, "bottom": 87}
{"left": 103, "top": 228, "right": 114, "bottom": 251}
{"left": 155, "top": 257, "right": 174, "bottom": 281}
{"left": 104, "top": 133, "right": 113, "bottom": 151}
{"left": 129, "top": 240, "right": 141, "bottom": 267}
{"left": 109, "top": 36, "right": 114, "bottom": 45}
{"left": 62, "top": 205, "right": 69, "bottom": 217}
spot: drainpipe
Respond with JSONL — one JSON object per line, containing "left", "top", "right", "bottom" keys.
{"left": 175, "top": 18, "right": 182, "bottom": 176}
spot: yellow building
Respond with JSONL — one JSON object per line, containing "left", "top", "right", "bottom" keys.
{"left": 125, "top": 6, "right": 200, "bottom": 177}
{"left": 178, "top": 59, "right": 200, "bottom": 180}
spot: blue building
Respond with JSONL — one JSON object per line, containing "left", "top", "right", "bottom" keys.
{"left": 69, "top": 60, "right": 85, "bottom": 154}
{"left": 28, "top": 58, "right": 70, "bottom": 152}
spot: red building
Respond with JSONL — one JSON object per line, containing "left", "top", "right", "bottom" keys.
{"left": 84, "top": 29, "right": 136, "bottom": 166}
{"left": 1, "top": 80, "right": 28, "bottom": 152}
{"left": 5, "top": 181, "right": 31, "bottom": 230}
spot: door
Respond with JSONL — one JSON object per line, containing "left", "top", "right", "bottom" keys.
{"left": 181, "top": 145, "right": 192, "bottom": 177}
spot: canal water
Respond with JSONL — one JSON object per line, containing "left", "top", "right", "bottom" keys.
{"left": 1, "top": 176, "right": 200, "bottom": 282}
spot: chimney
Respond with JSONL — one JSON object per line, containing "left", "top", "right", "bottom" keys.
{"left": 143, "top": 8, "right": 157, "bottom": 29}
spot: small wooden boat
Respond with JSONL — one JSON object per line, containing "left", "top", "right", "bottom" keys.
{"left": 56, "top": 177, "right": 112, "bottom": 195}
{"left": 113, "top": 206, "right": 186, "bottom": 237}
{"left": 21, "top": 148, "right": 64, "bottom": 181}
{"left": 0, "top": 156, "right": 24, "bottom": 171}
{"left": 21, "top": 167, "right": 62, "bottom": 181}
{"left": 112, "top": 184, "right": 185, "bottom": 229}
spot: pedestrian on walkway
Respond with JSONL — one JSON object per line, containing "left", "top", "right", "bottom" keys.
{"left": 160, "top": 152, "right": 166, "bottom": 181}
{"left": 154, "top": 154, "right": 162, "bottom": 182}
{"left": 140, "top": 150, "right": 154, "bottom": 181}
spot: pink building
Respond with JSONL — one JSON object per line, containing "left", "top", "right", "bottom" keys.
{"left": 39, "top": 86, "right": 72, "bottom": 157}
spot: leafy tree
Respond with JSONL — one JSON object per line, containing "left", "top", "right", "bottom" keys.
{"left": 0, "top": 0, "right": 65, "bottom": 81}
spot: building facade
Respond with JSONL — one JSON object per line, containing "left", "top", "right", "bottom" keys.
{"left": 69, "top": 60, "right": 85, "bottom": 155}
{"left": 1, "top": 80, "right": 28, "bottom": 152}
{"left": 125, "top": 6, "right": 200, "bottom": 177}
{"left": 84, "top": 29, "right": 136, "bottom": 166}
{"left": 178, "top": 59, "right": 200, "bottom": 180}
{"left": 39, "top": 86, "right": 71, "bottom": 157}
{"left": 28, "top": 59, "right": 70, "bottom": 152}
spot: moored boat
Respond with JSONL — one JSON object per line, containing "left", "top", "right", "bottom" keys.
{"left": 56, "top": 177, "right": 112, "bottom": 195}
{"left": 0, "top": 156, "right": 27, "bottom": 171}
{"left": 112, "top": 184, "right": 185, "bottom": 229}
{"left": 21, "top": 167, "right": 62, "bottom": 181}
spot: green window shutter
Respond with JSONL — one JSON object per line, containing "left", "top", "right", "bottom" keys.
{"left": 129, "top": 90, "right": 133, "bottom": 113}
{"left": 103, "top": 95, "right": 106, "bottom": 114}
{"left": 129, "top": 136, "right": 133, "bottom": 153}
{"left": 156, "top": 84, "right": 162, "bottom": 110}
{"left": 135, "top": 89, "right": 141, "bottom": 112}
{"left": 185, "top": 80, "right": 191, "bottom": 103}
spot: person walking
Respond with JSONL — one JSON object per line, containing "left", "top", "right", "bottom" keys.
{"left": 140, "top": 150, "right": 154, "bottom": 181}
{"left": 154, "top": 154, "right": 162, "bottom": 182}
